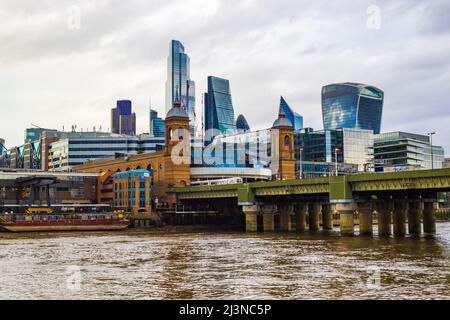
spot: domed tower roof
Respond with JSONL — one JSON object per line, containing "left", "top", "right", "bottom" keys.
{"left": 166, "top": 88, "right": 188, "bottom": 119}
{"left": 272, "top": 107, "right": 293, "bottom": 129}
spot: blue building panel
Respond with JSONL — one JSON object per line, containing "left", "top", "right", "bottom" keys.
{"left": 279, "top": 96, "right": 303, "bottom": 131}
{"left": 322, "top": 83, "right": 383, "bottom": 134}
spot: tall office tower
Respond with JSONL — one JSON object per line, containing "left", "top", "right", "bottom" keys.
{"left": 149, "top": 109, "right": 165, "bottom": 138}
{"left": 149, "top": 109, "right": 158, "bottom": 136}
{"left": 236, "top": 114, "right": 250, "bottom": 131}
{"left": 322, "top": 82, "right": 384, "bottom": 134}
{"left": 279, "top": 96, "right": 303, "bottom": 131}
{"left": 111, "top": 100, "right": 136, "bottom": 136}
{"left": 165, "top": 40, "right": 196, "bottom": 134}
{"left": 0, "top": 138, "right": 5, "bottom": 155}
{"left": 204, "top": 76, "right": 236, "bottom": 139}
{"left": 0, "top": 138, "right": 7, "bottom": 168}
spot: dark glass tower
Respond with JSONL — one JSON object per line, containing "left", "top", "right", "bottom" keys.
{"left": 321, "top": 82, "right": 384, "bottom": 134}
{"left": 149, "top": 109, "right": 165, "bottom": 138}
{"left": 204, "top": 76, "right": 236, "bottom": 137}
{"left": 279, "top": 96, "right": 303, "bottom": 131}
{"left": 165, "top": 40, "right": 196, "bottom": 134}
{"left": 236, "top": 114, "right": 250, "bottom": 131}
{"left": 111, "top": 100, "right": 136, "bottom": 136}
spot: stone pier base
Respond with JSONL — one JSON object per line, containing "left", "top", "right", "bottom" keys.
{"left": 408, "top": 201, "right": 422, "bottom": 235}
{"left": 337, "top": 202, "right": 356, "bottom": 236}
{"left": 278, "top": 204, "right": 293, "bottom": 232}
{"left": 322, "top": 203, "right": 333, "bottom": 231}
{"left": 423, "top": 202, "right": 437, "bottom": 234}
{"left": 294, "top": 204, "right": 307, "bottom": 232}
{"left": 243, "top": 205, "right": 259, "bottom": 232}
{"left": 393, "top": 201, "right": 408, "bottom": 237}
{"left": 308, "top": 203, "right": 321, "bottom": 232}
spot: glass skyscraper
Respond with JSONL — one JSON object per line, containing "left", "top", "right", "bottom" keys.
{"left": 204, "top": 76, "right": 236, "bottom": 138}
{"left": 236, "top": 114, "right": 250, "bottom": 132}
{"left": 279, "top": 96, "right": 303, "bottom": 131}
{"left": 149, "top": 109, "right": 165, "bottom": 138}
{"left": 165, "top": 40, "right": 196, "bottom": 134}
{"left": 111, "top": 100, "right": 136, "bottom": 136}
{"left": 322, "top": 82, "right": 384, "bottom": 134}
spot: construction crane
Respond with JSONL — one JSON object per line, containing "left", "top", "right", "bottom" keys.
{"left": 30, "top": 123, "right": 44, "bottom": 129}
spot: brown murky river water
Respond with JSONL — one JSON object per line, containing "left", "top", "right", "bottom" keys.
{"left": 0, "top": 223, "right": 449, "bottom": 300}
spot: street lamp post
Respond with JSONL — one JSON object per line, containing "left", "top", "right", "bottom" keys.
{"left": 428, "top": 132, "right": 436, "bottom": 170}
{"left": 334, "top": 148, "right": 340, "bottom": 177}
{"left": 298, "top": 147, "right": 303, "bottom": 179}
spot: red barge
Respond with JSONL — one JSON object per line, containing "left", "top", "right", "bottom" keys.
{"left": 0, "top": 207, "right": 129, "bottom": 232}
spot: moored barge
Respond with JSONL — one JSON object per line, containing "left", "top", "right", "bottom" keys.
{"left": 0, "top": 208, "right": 129, "bottom": 232}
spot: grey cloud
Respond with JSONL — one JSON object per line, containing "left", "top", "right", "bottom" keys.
{"left": 0, "top": 0, "right": 449, "bottom": 155}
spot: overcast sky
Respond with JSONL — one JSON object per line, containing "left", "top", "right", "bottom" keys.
{"left": 1, "top": 0, "right": 449, "bottom": 154}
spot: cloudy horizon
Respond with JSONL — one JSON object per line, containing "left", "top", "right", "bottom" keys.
{"left": 1, "top": 0, "right": 449, "bottom": 155}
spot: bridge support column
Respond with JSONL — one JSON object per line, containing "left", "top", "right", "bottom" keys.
{"left": 322, "top": 203, "right": 333, "bottom": 231}
{"left": 408, "top": 201, "right": 422, "bottom": 235}
{"left": 46, "top": 185, "right": 51, "bottom": 207}
{"left": 262, "top": 205, "right": 276, "bottom": 232}
{"left": 278, "top": 204, "right": 293, "bottom": 232}
{"left": 376, "top": 202, "right": 393, "bottom": 236}
{"left": 337, "top": 202, "right": 356, "bottom": 236}
{"left": 423, "top": 202, "right": 437, "bottom": 234}
{"left": 393, "top": 200, "right": 408, "bottom": 237}
{"left": 294, "top": 204, "right": 307, "bottom": 232}
{"left": 358, "top": 202, "right": 373, "bottom": 236}
{"left": 242, "top": 205, "right": 259, "bottom": 232}
{"left": 308, "top": 203, "right": 321, "bottom": 232}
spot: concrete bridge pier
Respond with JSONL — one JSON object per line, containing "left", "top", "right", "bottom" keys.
{"left": 322, "top": 203, "right": 333, "bottom": 231}
{"left": 423, "top": 201, "right": 437, "bottom": 234}
{"left": 376, "top": 201, "right": 393, "bottom": 236}
{"left": 294, "top": 203, "right": 307, "bottom": 232}
{"left": 278, "top": 204, "right": 293, "bottom": 232}
{"left": 408, "top": 201, "right": 422, "bottom": 235}
{"left": 337, "top": 202, "right": 356, "bottom": 236}
{"left": 262, "top": 205, "right": 276, "bottom": 232}
{"left": 242, "top": 204, "right": 259, "bottom": 232}
{"left": 393, "top": 200, "right": 408, "bottom": 237}
{"left": 308, "top": 203, "right": 321, "bottom": 232}
{"left": 358, "top": 202, "right": 373, "bottom": 236}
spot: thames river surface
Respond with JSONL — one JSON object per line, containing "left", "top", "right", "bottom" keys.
{"left": 0, "top": 223, "right": 449, "bottom": 300}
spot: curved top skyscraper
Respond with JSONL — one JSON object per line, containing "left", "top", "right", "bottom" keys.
{"left": 321, "top": 82, "right": 384, "bottom": 134}
{"left": 236, "top": 114, "right": 250, "bottom": 131}
{"left": 165, "top": 40, "right": 196, "bottom": 134}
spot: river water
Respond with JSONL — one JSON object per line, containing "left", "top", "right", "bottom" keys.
{"left": 0, "top": 223, "right": 449, "bottom": 300}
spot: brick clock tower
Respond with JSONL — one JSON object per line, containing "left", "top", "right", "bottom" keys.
{"left": 163, "top": 93, "right": 191, "bottom": 206}
{"left": 272, "top": 108, "right": 296, "bottom": 180}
